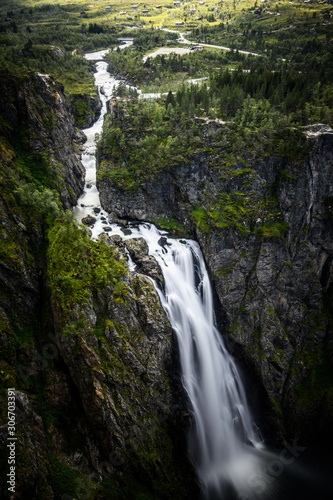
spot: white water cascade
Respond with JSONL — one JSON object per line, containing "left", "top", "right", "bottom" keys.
{"left": 73, "top": 49, "right": 293, "bottom": 500}
{"left": 115, "top": 223, "right": 269, "bottom": 500}
{"left": 74, "top": 45, "right": 136, "bottom": 235}
{"left": 143, "top": 229, "right": 263, "bottom": 498}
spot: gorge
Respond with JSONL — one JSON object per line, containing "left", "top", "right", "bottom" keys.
{"left": 75, "top": 51, "right": 267, "bottom": 498}
{"left": 0, "top": 38, "right": 332, "bottom": 500}
{"left": 76, "top": 50, "right": 333, "bottom": 498}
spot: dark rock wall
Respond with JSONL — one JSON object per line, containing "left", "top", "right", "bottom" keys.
{"left": 1, "top": 67, "right": 332, "bottom": 499}
{"left": 0, "top": 73, "right": 85, "bottom": 207}
{"left": 98, "top": 125, "right": 333, "bottom": 443}
{"left": 0, "top": 74, "right": 198, "bottom": 499}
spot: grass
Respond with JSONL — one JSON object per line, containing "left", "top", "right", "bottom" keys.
{"left": 2, "top": 0, "right": 330, "bottom": 43}
{"left": 1, "top": 0, "right": 331, "bottom": 93}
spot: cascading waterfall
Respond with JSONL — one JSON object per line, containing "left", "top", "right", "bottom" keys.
{"left": 121, "top": 223, "right": 268, "bottom": 499}
{"left": 74, "top": 45, "right": 136, "bottom": 235}
{"left": 73, "top": 48, "right": 321, "bottom": 500}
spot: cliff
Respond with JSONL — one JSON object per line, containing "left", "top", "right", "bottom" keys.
{"left": 69, "top": 91, "right": 102, "bottom": 129}
{"left": 0, "top": 74, "right": 197, "bottom": 499}
{"left": 0, "top": 67, "right": 332, "bottom": 498}
{"left": 0, "top": 73, "right": 85, "bottom": 207}
{"left": 97, "top": 116, "right": 333, "bottom": 444}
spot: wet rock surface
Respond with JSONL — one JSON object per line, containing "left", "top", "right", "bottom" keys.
{"left": 98, "top": 127, "right": 333, "bottom": 440}
{"left": 82, "top": 215, "right": 97, "bottom": 226}
{"left": 125, "top": 237, "right": 164, "bottom": 285}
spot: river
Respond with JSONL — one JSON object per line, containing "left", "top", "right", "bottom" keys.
{"left": 73, "top": 49, "right": 332, "bottom": 500}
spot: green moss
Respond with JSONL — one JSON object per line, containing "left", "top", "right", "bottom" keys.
{"left": 269, "top": 395, "right": 283, "bottom": 418}
{"left": 280, "top": 169, "right": 298, "bottom": 181}
{"left": 14, "top": 325, "right": 35, "bottom": 349}
{"left": 48, "top": 454, "right": 79, "bottom": 498}
{"left": 190, "top": 205, "right": 210, "bottom": 233}
{"left": 153, "top": 217, "right": 185, "bottom": 234}
{"left": 47, "top": 217, "right": 127, "bottom": 313}
{"left": 0, "top": 235, "right": 24, "bottom": 270}
{"left": 15, "top": 144, "right": 54, "bottom": 188}
{"left": 217, "top": 265, "right": 235, "bottom": 277}
{"left": 69, "top": 93, "right": 99, "bottom": 128}
{"left": 255, "top": 220, "right": 289, "bottom": 238}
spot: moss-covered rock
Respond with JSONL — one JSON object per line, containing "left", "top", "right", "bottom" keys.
{"left": 97, "top": 116, "right": 333, "bottom": 442}
{"left": 47, "top": 219, "right": 198, "bottom": 499}
{"left": 69, "top": 92, "right": 102, "bottom": 129}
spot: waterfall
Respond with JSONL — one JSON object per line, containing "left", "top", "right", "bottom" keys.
{"left": 74, "top": 49, "right": 267, "bottom": 500}
{"left": 74, "top": 47, "right": 136, "bottom": 238}
{"left": 74, "top": 49, "right": 327, "bottom": 500}
{"left": 124, "top": 224, "right": 268, "bottom": 499}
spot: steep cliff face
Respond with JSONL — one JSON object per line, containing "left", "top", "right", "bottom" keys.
{"left": 97, "top": 122, "right": 333, "bottom": 442}
{"left": 47, "top": 222, "right": 196, "bottom": 498}
{"left": 69, "top": 92, "right": 102, "bottom": 129}
{"left": 0, "top": 72, "right": 86, "bottom": 373}
{"left": 0, "top": 73, "right": 85, "bottom": 207}
{"left": 0, "top": 75, "right": 198, "bottom": 499}
{"left": 0, "top": 73, "right": 86, "bottom": 499}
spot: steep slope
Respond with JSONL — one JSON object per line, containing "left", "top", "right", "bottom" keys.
{"left": 98, "top": 112, "right": 333, "bottom": 443}
{"left": 0, "top": 74, "right": 197, "bottom": 499}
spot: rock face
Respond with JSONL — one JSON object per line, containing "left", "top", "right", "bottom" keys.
{"left": 51, "top": 264, "right": 195, "bottom": 498}
{"left": 82, "top": 215, "right": 97, "bottom": 226}
{"left": 0, "top": 73, "right": 198, "bottom": 498}
{"left": 98, "top": 125, "right": 333, "bottom": 442}
{"left": 0, "top": 64, "right": 332, "bottom": 496}
{"left": 0, "top": 391, "right": 54, "bottom": 499}
{"left": 0, "top": 73, "right": 89, "bottom": 498}
{"left": 0, "top": 73, "right": 85, "bottom": 207}
{"left": 125, "top": 237, "right": 164, "bottom": 284}
{"left": 69, "top": 92, "right": 102, "bottom": 128}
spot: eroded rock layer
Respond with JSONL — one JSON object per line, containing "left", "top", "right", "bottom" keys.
{"left": 98, "top": 121, "right": 333, "bottom": 442}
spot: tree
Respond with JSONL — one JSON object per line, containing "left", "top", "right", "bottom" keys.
{"left": 165, "top": 91, "right": 176, "bottom": 109}
{"left": 24, "top": 39, "right": 33, "bottom": 51}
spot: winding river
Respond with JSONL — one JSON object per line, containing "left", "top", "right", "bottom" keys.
{"left": 73, "top": 48, "right": 331, "bottom": 500}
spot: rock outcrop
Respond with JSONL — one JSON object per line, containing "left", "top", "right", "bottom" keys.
{"left": 0, "top": 73, "right": 85, "bottom": 208}
{"left": 51, "top": 259, "right": 195, "bottom": 498}
{"left": 0, "top": 73, "right": 198, "bottom": 499}
{"left": 69, "top": 92, "right": 102, "bottom": 129}
{"left": 97, "top": 123, "right": 333, "bottom": 442}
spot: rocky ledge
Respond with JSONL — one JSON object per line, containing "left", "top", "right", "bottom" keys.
{"left": 97, "top": 124, "right": 333, "bottom": 443}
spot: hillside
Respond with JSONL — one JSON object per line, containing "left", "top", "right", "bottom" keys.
{"left": 0, "top": 1, "right": 332, "bottom": 499}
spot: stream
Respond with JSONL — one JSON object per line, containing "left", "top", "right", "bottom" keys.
{"left": 73, "top": 49, "right": 332, "bottom": 500}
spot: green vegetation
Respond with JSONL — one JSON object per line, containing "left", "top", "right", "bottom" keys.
{"left": 98, "top": 76, "right": 308, "bottom": 237}
{"left": 47, "top": 217, "right": 127, "bottom": 319}
{"left": 0, "top": 0, "right": 332, "bottom": 496}
{"left": 153, "top": 216, "right": 186, "bottom": 233}
{"left": 0, "top": 1, "right": 118, "bottom": 124}
{"left": 1, "top": 0, "right": 331, "bottom": 123}
{"left": 106, "top": 39, "right": 257, "bottom": 89}
{"left": 48, "top": 453, "right": 80, "bottom": 498}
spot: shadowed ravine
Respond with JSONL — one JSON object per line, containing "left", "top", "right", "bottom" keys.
{"left": 74, "top": 49, "right": 332, "bottom": 500}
